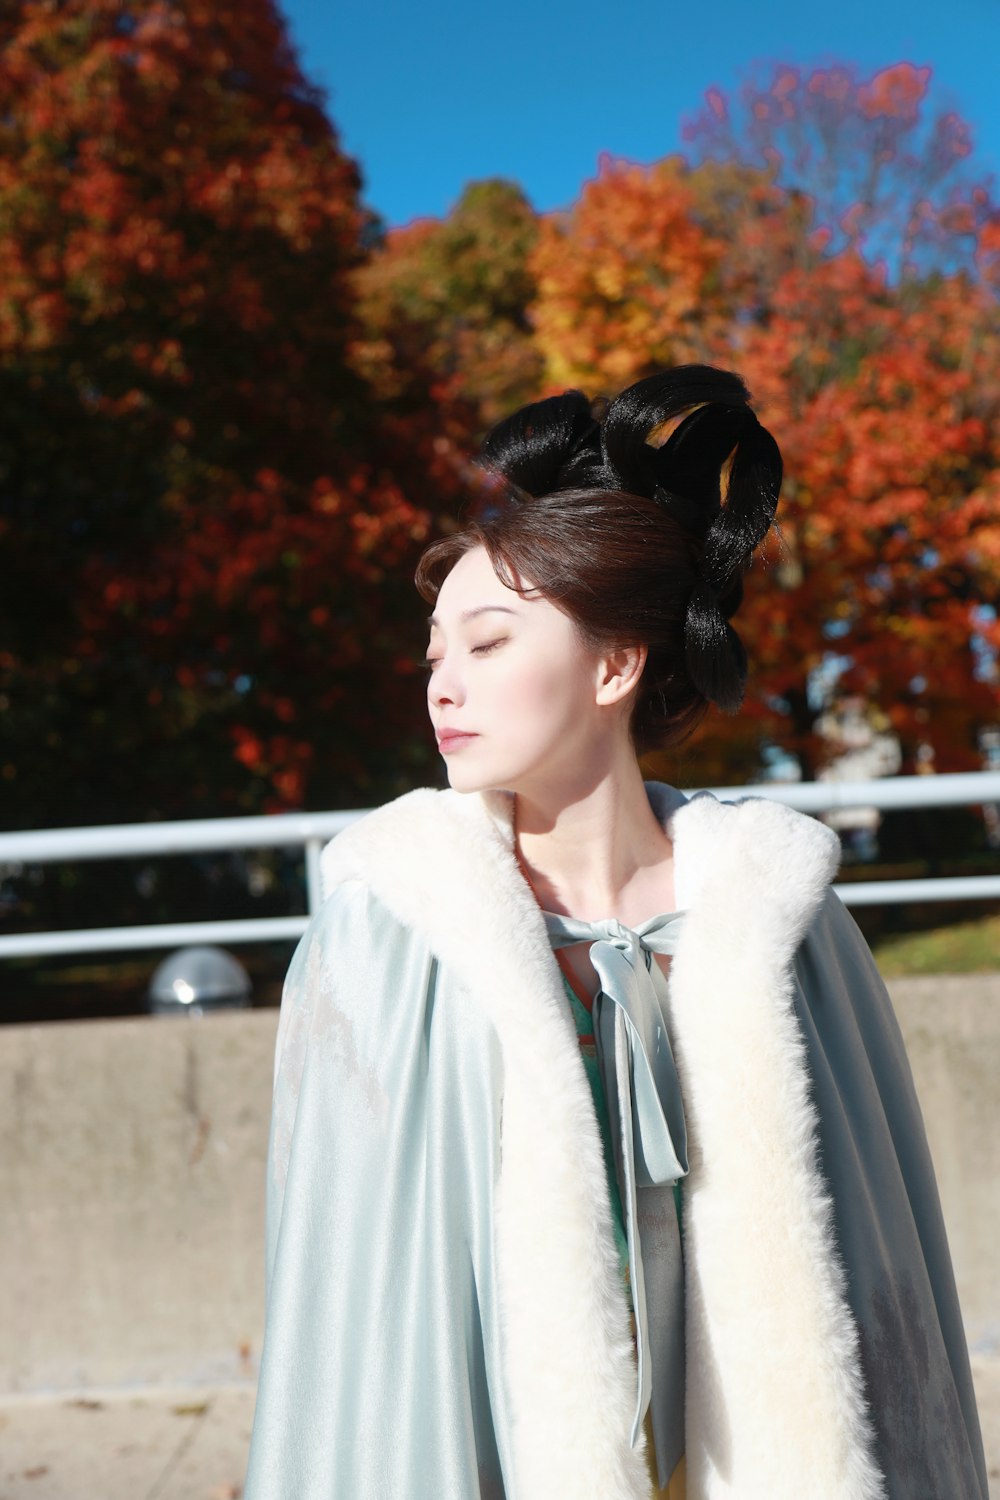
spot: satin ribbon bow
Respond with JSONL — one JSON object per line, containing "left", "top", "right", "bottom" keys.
{"left": 543, "top": 907, "right": 689, "bottom": 1486}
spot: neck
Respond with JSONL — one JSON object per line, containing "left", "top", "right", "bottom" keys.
{"left": 512, "top": 762, "right": 677, "bottom": 923}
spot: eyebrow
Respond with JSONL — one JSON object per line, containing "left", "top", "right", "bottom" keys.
{"left": 426, "top": 605, "right": 520, "bottom": 628}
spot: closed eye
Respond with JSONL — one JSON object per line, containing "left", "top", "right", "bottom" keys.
{"left": 423, "top": 638, "right": 506, "bottom": 673}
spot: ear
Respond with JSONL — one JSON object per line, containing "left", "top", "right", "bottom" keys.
{"left": 594, "top": 642, "right": 648, "bottom": 708}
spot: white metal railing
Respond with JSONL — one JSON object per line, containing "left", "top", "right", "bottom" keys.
{"left": 1, "top": 773, "right": 998, "bottom": 959}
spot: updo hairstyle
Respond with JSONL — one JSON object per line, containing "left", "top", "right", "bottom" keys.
{"left": 414, "top": 364, "right": 783, "bottom": 758}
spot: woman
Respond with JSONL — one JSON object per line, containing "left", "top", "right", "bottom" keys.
{"left": 243, "top": 367, "right": 987, "bottom": 1499}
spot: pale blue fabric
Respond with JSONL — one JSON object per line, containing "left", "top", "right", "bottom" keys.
{"left": 243, "top": 879, "right": 513, "bottom": 1500}
{"left": 543, "top": 909, "right": 688, "bottom": 1489}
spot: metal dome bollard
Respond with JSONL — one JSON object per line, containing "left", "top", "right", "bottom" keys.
{"left": 148, "top": 945, "right": 251, "bottom": 1017}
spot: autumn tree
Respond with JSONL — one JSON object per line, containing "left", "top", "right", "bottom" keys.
{"left": 730, "top": 256, "right": 1000, "bottom": 779}
{"left": 356, "top": 178, "right": 544, "bottom": 433}
{"left": 526, "top": 81, "right": 1000, "bottom": 782}
{"left": 682, "top": 64, "right": 1000, "bottom": 776}
{"left": 529, "top": 153, "right": 823, "bottom": 394}
{"left": 682, "top": 60, "right": 998, "bottom": 281}
{"left": 0, "top": 0, "right": 459, "bottom": 830}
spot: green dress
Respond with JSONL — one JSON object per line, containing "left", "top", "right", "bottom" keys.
{"left": 558, "top": 963, "right": 688, "bottom": 1499}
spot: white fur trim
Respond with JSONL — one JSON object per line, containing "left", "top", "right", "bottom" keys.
{"left": 668, "top": 795, "right": 886, "bottom": 1499}
{"left": 319, "top": 783, "right": 885, "bottom": 1500}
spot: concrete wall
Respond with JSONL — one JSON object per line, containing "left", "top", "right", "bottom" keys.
{"left": 2, "top": 1009, "right": 276, "bottom": 1392}
{"left": 891, "top": 974, "right": 1000, "bottom": 1354}
{"left": 2, "top": 975, "right": 997, "bottom": 1394}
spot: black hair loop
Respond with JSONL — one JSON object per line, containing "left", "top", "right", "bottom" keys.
{"left": 468, "top": 362, "right": 782, "bottom": 720}
{"left": 651, "top": 484, "right": 714, "bottom": 537}
{"left": 685, "top": 578, "right": 748, "bottom": 714}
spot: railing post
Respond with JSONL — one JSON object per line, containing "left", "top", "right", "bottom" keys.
{"left": 305, "top": 837, "right": 324, "bottom": 916}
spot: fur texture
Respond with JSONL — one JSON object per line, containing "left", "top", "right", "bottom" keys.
{"left": 319, "top": 782, "right": 886, "bottom": 1500}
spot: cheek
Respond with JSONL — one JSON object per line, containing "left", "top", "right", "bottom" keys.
{"left": 493, "top": 652, "right": 588, "bottom": 723}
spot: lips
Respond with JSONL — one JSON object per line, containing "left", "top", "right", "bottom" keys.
{"left": 437, "top": 731, "right": 478, "bottom": 749}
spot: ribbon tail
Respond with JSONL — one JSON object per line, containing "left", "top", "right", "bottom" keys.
{"left": 581, "top": 931, "right": 690, "bottom": 1471}
{"left": 612, "top": 1005, "right": 652, "bottom": 1446}
{"left": 640, "top": 1180, "right": 686, "bottom": 1483}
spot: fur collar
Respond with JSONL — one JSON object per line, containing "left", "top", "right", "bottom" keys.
{"left": 319, "top": 780, "right": 839, "bottom": 1055}
{"left": 320, "top": 782, "right": 885, "bottom": 1499}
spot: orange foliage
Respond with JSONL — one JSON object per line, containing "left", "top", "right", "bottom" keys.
{"left": 525, "top": 131, "right": 1000, "bottom": 777}
{"left": 530, "top": 154, "right": 728, "bottom": 390}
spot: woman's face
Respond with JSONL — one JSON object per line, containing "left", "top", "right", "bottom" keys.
{"left": 425, "top": 544, "right": 634, "bottom": 796}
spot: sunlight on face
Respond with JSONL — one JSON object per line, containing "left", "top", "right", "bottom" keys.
{"left": 425, "top": 545, "right": 608, "bottom": 796}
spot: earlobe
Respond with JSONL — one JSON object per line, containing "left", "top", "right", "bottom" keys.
{"left": 595, "top": 643, "right": 647, "bottom": 706}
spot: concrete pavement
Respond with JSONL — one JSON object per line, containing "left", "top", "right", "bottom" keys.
{"left": 0, "top": 1381, "right": 255, "bottom": 1500}
{"left": 1, "top": 1358, "right": 997, "bottom": 1499}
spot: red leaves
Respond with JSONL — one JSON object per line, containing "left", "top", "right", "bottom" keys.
{"left": 857, "top": 63, "right": 931, "bottom": 122}
{"left": 0, "top": 0, "right": 457, "bottom": 822}
{"left": 511, "top": 101, "right": 1000, "bottom": 777}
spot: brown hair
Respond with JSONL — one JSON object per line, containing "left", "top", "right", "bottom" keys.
{"left": 414, "top": 365, "right": 782, "bottom": 758}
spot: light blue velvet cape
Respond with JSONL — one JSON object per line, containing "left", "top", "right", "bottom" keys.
{"left": 242, "top": 782, "right": 987, "bottom": 1500}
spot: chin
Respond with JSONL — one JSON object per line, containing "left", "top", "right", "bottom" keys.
{"left": 442, "top": 754, "right": 518, "bottom": 798}
{"left": 444, "top": 766, "right": 497, "bottom": 795}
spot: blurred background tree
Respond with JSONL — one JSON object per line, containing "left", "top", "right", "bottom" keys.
{"left": 681, "top": 60, "right": 997, "bottom": 280}
{"left": 2, "top": 22, "right": 999, "bottom": 1011}
{"left": 0, "top": 0, "right": 465, "bottom": 831}
{"left": 356, "top": 178, "right": 543, "bottom": 431}
{"left": 376, "top": 62, "right": 1000, "bottom": 786}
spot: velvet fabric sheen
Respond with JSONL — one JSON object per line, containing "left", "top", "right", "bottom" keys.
{"left": 245, "top": 881, "right": 512, "bottom": 1498}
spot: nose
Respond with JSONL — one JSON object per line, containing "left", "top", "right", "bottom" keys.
{"left": 427, "top": 654, "right": 465, "bottom": 710}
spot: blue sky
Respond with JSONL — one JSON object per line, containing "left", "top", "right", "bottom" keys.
{"left": 281, "top": 0, "right": 1000, "bottom": 227}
